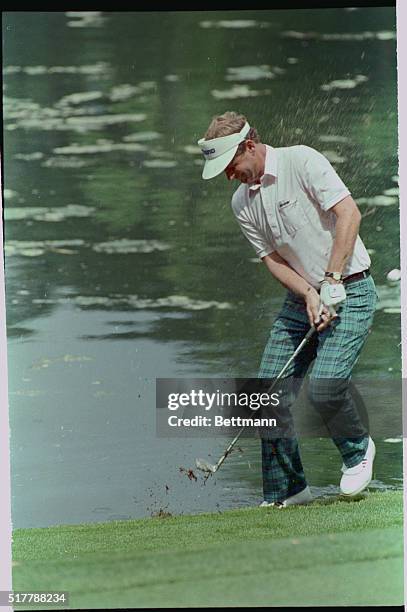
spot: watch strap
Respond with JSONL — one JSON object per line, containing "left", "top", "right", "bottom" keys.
{"left": 324, "top": 271, "right": 343, "bottom": 281}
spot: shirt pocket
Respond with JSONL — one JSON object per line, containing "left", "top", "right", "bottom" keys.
{"left": 278, "top": 199, "right": 308, "bottom": 235}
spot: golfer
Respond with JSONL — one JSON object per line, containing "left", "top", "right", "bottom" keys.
{"left": 197, "top": 111, "right": 377, "bottom": 508}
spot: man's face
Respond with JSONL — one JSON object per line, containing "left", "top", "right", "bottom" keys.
{"left": 224, "top": 143, "right": 259, "bottom": 184}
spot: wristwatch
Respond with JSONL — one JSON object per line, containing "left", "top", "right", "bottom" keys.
{"left": 324, "top": 271, "right": 343, "bottom": 282}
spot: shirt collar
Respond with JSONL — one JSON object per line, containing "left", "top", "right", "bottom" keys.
{"left": 248, "top": 145, "right": 277, "bottom": 192}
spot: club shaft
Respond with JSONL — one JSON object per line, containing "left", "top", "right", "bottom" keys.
{"left": 271, "top": 325, "right": 315, "bottom": 382}
{"left": 212, "top": 325, "right": 317, "bottom": 473}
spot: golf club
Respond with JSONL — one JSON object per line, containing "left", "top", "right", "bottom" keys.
{"left": 196, "top": 306, "right": 329, "bottom": 475}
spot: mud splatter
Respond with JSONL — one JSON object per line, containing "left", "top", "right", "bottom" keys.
{"left": 179, "top": 466, "right": 198, "bottom": 481}
{"left": 151, "top": 507, "right": 173, "bottom": 519}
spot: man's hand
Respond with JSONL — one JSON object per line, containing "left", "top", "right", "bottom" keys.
{"left": 305, "top": 287, "right": 336, "bottom": 332}
{"left": 320, "top": 280, "right": 346, "bottom": 316}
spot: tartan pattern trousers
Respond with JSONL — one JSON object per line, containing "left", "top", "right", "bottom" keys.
{"left": 258, "top": 275, "right": 378, "bottom": 502}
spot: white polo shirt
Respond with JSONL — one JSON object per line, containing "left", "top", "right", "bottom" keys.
{"left": 231, "top": 144, "right": 371, "bottom": 288}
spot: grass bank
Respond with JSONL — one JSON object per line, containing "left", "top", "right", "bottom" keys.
{"left": 12, "top": 490, "right": 404, "bottom": 608}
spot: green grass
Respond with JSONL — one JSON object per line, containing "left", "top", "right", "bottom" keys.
{"left": 12, "top": 491, "right": 404, "bottom": 608}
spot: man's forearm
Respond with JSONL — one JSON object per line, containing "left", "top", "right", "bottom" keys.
{"left": 326, "top": 198, "right": 362, "bottom": 274}
{"left": 262, "top": 252, "right": 335, "bottom": 331}
{"left": 261, "top": 252, "right": 314, "bottom": 299}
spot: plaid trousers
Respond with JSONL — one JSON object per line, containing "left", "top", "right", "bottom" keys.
{"left": 258, "top": 275, "right": 378, "bottom": 502}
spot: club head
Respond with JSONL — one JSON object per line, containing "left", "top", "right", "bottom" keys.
{"left": 195, "top": 458, "right": 217, "bottom": 474}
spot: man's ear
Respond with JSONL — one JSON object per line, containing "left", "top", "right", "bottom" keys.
{"left": 245, "top": 139, "right": 256, "bottom": 153}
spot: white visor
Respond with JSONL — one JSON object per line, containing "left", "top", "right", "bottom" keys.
{"left": 197, "top": 122, "right": 251, "bottom": 180}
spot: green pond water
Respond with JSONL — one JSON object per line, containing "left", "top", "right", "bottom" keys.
{"left": 3, "top": 9, "right": 402, "bottom": 528}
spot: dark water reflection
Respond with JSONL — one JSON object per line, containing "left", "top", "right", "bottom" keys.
{"left": 3, "top": 9, "right": 401, "bottom": 528}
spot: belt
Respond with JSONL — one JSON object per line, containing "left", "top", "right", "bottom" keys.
{"left": 342, "top": 269, "right": 371, "bottom": 285}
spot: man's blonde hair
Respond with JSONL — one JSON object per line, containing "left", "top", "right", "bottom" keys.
{"left": 204, "top": 111, "right": 260, "bottom": 155}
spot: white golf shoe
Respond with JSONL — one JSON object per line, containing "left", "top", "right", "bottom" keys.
{"left": 340, "top": 437, "right": 375, "bottom": 496}
{"left": 259, "top": 485, "right": 313, "bottom": 509}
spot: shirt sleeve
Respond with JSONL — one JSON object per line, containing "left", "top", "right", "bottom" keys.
{"left": 235, "top": 213, "right": 275, "bottom": 259}
{"left": 295, "top": 145, "right": 351, "bottom": 211}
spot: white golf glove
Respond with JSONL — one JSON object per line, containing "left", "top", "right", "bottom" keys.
{"left": 320, "top": 280, "right": 347, "bottom": 316}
